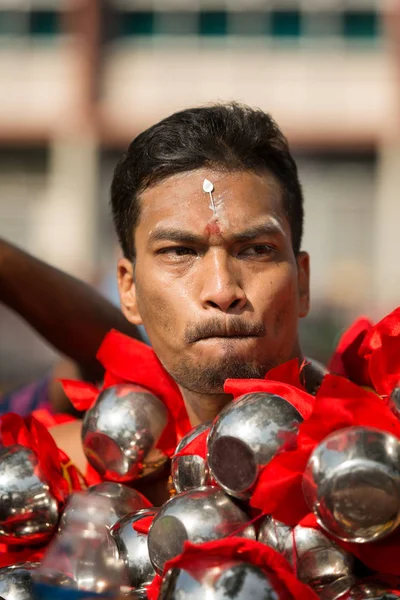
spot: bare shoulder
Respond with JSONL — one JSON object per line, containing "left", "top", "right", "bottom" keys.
{"left": 49, "top": 419, "right": 88, "bottom": 474}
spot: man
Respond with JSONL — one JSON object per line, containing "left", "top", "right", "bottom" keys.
{"left": 52, "top": 103, "right": 312, "bottom": 488}
{"left": 113, "top": 102, "right": 310, "bottom": 424}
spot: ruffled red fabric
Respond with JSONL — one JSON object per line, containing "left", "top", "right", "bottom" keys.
{"left": 60, "top": 380, "right": 99, "bottom": 412}
{"left": 224, "top": 359, "right": 315, "bottom": 420}
{"left": 267, "top": 359, "right": 309, "bottom": 390}
{"left": 172, "top": 427, "right": 210, "bottom": 461}
{"left": 147, "top": 537, "right": 318, "bottom": 600}
{"left": 250, "top": 374, "right": 400, "bottom": 525}
{"left": 32, "top": 408, "right": 77, "bottom": 429}
{"left": 328, "top": 307, "right": 400, "bottom": 396}
{"left": 328, "top": 317, "right": 373, "bottom": 387}
{"left": 85, "top": 462, "right": 103, "bottom": 486}
{"left": 0, "top": 545, "right": 45, "bottom": 568}
{"left": 346, "top": 529, "right": 400, "bottom": 576}
{"left": 359, "top": 306, "right": 400, "bottom": 396}
{"left": 251, "top": 447, "right": 311, "bottom": 525}
{"left": 132, "top": 515, "right": 155, "bottom": 535}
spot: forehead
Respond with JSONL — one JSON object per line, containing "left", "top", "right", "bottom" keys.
{"left": 136, "top": 168, "right": 287, "bottom": 236}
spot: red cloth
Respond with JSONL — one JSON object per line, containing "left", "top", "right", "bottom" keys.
{"left": 31, "top": 408, "right": 77, "bottom": 429}
{"left": 224, "top": 358, "right": 315, "bottom": 420}
{"left": 147, "top": 537, "right": 318, "bottom": 600}
{"left": 0, "top": 545, "right": 45, "bottom": 568}
{"left": 172, "top": 428, "right": 210, "bottom": 461}
{"left": 267, "top": 359, "right": 309, "bottom": 390}
{"left": 60, "top": 380, "right": 99, "bottom": 412}
{"left": 359, "top": 306, "right": 400, "bottom": 396}
{"left": 328, "top": 307, "right": 400, "bottom": 397}
{"left": 132, "top": 515, "right": 155, "bottom": 535}
{"left": 328, "top": 317, "right": 373, "bottom": 387}
{"left": 85, "top": 462, "right": 103, "bottom": 486}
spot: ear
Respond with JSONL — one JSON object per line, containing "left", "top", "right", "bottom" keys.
{"left": 117, "top": 257, "right": 143, "bottom": 325}
{"left": 296, "top": 251, "right": 310, "bottom": 318}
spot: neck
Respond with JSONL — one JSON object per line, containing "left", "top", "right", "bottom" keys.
{"left": 179, "top": 388, "right": 232, "bottom": 427}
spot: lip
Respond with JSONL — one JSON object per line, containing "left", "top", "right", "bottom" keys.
{"left": 195, "top": 335, "right": 261, "bottom": 341}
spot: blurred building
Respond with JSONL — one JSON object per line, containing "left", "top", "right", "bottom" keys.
{"left": 0, "top": 0, "right": 399, "bottom": 380}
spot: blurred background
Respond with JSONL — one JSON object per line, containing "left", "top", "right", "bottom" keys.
{"left": 1, "top": 0, "right": 399, "bottom": 391}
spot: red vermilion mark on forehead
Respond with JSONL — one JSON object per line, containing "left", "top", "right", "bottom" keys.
{"left": 205, "top": 221, "right": 222, "bottom": 237}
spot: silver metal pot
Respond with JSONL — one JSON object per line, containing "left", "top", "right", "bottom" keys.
{"left": 147, "top": 486, "right": 255, "bottom": 574}
{"left": 171, "top": 422, "right": 211, "bottom": 494}
{"left": 303, "top": 426, "right": 400, "bottom": 542}
{"left": 82, "top": 384, "right": 169, "bottom": 482}
{"left": 0, "top": 445, "right": 58, "bottom": 543}
{"left": 159, "top": 559, "right": 280, "bottom": 600}
{"left": 110, "top": 507, "right": 158, "bottom": 589}
{"left": 207, "top": 392, "right": 302, "bottom": 500}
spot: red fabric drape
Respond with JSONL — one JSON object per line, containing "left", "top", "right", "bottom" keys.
{"left": 146, "top": 537, "right": 318, "bottom": 600}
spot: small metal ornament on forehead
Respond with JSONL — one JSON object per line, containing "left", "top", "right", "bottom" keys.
{"left": 202, "top": 177, "right": 225, "bottom": 236}
{"left": 203, "top": 178, "right": 216, "bottom": 215}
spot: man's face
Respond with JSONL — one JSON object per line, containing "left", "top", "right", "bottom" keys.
{"left": 118, "top": 168, "right": 310, "bottom": 394}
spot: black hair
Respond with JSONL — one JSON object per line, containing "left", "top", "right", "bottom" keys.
{"left": 111, "top": 102, "right": 303, "bottom": 260}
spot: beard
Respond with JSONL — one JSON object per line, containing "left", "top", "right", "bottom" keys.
{"left": 166, "top": 348, "right": 278, "bottom": 394}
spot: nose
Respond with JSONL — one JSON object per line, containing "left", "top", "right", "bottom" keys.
{"left": 200, "top": 251, "right": 247, "bottom": 314}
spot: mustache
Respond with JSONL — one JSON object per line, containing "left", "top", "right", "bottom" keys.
{"left": 185, "top": 317, "right": 266, "bottom": 344}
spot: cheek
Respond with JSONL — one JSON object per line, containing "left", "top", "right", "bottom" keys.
{"left": 260, "top": 267, "right": 299, "bottom": 323}
{"left": 135, "top": 277, "right": 176, "bottom": 338}
{"left": 273, "top": 298, "right": 298, "bottom": 338}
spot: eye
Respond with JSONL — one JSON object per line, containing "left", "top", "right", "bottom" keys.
{"left": 240, "top": 244, "right": 275, "bottom": 258}
{"left": 158, "top": 246, "right": 197, "bottom": 257}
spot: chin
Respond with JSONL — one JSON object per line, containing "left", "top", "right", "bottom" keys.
{"left": 170, "top": 353, "right": 269, "bottom": 395}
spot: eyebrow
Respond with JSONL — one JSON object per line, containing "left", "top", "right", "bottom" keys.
{"left": 147, "top": 221, "right": 284, "bottom": 246}
{"left": 229, "top": 222, "right": 284, "bottom": 242}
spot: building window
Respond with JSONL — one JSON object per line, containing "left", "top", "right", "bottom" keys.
{"left": 0, "top": 9, "right": 60, "bottom": 38}
{"left": 270, "top": 10, "right": 302, "bottom": 39}
{"left": 29, "top": 10, "right": 59, "bottom": 37}
{"left": 342, "top": 11, "right": 379, "bottom": 40}
{"left": 111, "top": 6, "right": 381, "bottom": 45}
{"left": 199, "top": 11, "right": 228, "bottom": 37}
{"left": 119, "top": 11, "right": 154, "bottom": 36}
